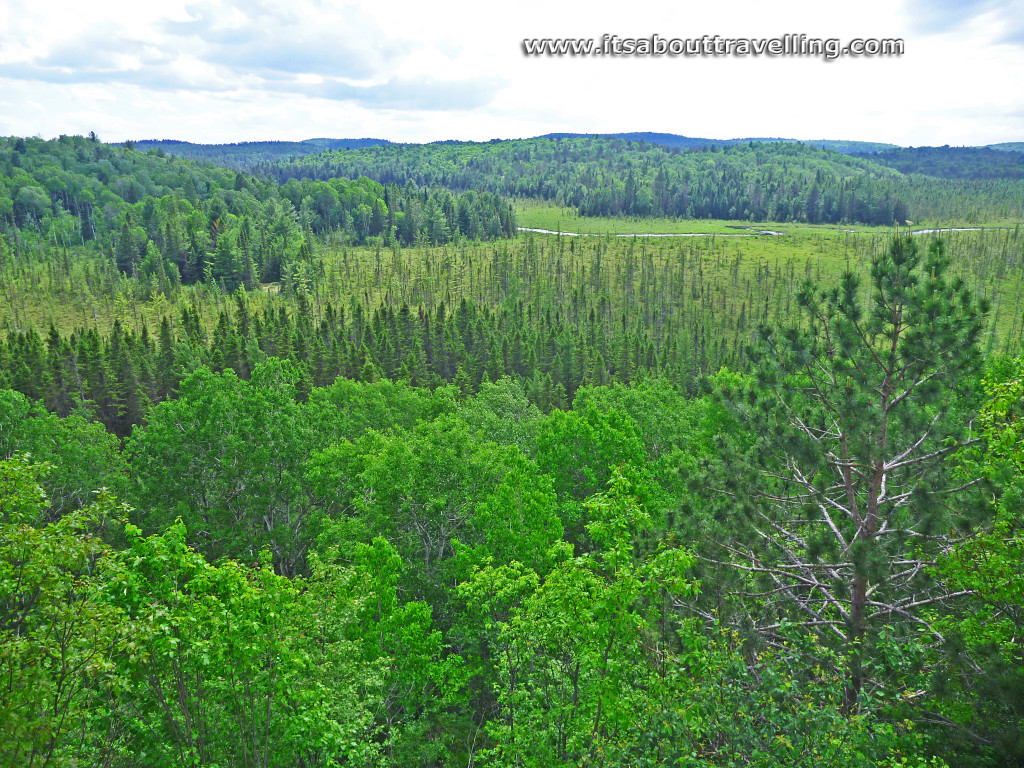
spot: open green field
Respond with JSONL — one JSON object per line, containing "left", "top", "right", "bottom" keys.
{"left": 516, "top": 200, "right": 777, "bottom": 235}
{"left": 515, "top": 200, "right": 877, "bottom": 235}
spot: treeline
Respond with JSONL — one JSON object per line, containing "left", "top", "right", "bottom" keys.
{"left": 129, "top": 134, "right": 898, "bottom": 170}
{"left": 259, "top": 137, "right": 917, "bottom": 224}
{"left": 0, "top": 135, "right": 516, "bottom": 290}
{"left": 259, "top": 137, "right": 1024, "bottom": 224}
{"left": 539, "top": 132, "right": 900, "bottom": 155}
{"left": 859, "top": 145, "right": 1024, "bottom": 179}
{"left": 123, "top": 137, "right": 393, "bottom": 167}
{"left": 0, "top": 284, "right": 723, "bottom": 439}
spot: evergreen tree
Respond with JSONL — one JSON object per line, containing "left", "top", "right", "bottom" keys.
{"left": 715, "top": 236, "right": 988, "bottom": 710}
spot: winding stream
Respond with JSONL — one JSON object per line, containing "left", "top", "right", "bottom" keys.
{"left": 908, "top": 227, "right": 983, "bottom": 235}
{"left": 517, "top": 227, "right": 784, "bottom": 238}
{"left": 518, "top": 226, "right": 991, "bottom": 238}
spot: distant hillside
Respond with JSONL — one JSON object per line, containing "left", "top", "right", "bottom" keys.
{"left": 1, "top": 134, "right": 515, "bottom": 286}
{"left": 988, "top": 142, "right": 1024, "bottom": 152}
{"left": 789, "top": 139, "right": 900, "bottom": 154}
{"left": 856, "top": 145, "right": 1024, "bottom": 180}
{"left": 119, "top": 138, "right": 393, "bottom": 168}
{"left": 537, "top": 132, "right": 718, "bottom": 150}
{"left": 117, "top": 134, "right": 898, "bottom": 172}
{"left": 301, "top": 138, "right": 395, "bottom": 151}
{"left": 535, "top": 132, "right": 898, "bottom": 155}
{"left": 260, "top": 136, "right": 921, "bottom": 225}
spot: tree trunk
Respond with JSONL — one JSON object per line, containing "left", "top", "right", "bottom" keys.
{"left": 844, "top": 572, "right": 868, "bottom": 712}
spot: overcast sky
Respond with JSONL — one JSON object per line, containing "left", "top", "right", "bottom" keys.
{"left": 1, "top": 0, "right": 1022, "bottom": 146}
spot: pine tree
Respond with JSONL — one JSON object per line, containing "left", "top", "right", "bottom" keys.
{"left": 115, "top": 219, "right": 138, "bottom": 275}
{"left": 715, "top": 236, "right": 988, "bottom": 711}
{"left": 157, "top": 317, "right": 176, "bottom": 398}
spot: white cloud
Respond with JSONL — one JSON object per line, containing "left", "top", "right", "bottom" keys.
{"left": 0, "top": 0, "right": 1020, "bottom": 144}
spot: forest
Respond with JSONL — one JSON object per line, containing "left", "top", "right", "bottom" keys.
{"left": 125, "top": 138, "right": 394, "bottom": 168}
{"left": 536, "top": 133, "right": 900, "bottom": 155}
{"left": 1, "top": 132, "right": 1024, "bottom": 768}
{"left": 257, "top": 136, "right": 1024, "bottom": 224}
{"left": 857, "top": 146, "right": 1024, "bottom": 180}
{"left": 0, "top": 135, "right": 517, "bottom": 287}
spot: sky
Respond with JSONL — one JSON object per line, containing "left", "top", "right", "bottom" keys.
{"left": 1, "top": 0, "right": 1022, "bottom": 146}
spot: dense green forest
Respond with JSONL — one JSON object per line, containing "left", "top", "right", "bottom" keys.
{"left": 857, "top": 145, "right": 1024, "bottom": 179}
{"left": 258, "top": 137, "right": 1024, "bottom": 224}
{"left": 4, "top": 225, "right": 1024, "bottom": 438}
{"left": 258, "top": 138, "right": 911, "bottom": 223}
{"left": 988, "top": 142, "right": 1024, "bottom": 152}
{"left": 2, "top": 132, "right": 1024, "bottom": 767}
{"left": 537, "top": 133, "right": 900, "bottom": 154}
{"left": 0, "top": 134, "right": 517, "bottom": 289}
{"left": 94, "top": 135, "right": 1024, "bottom": 226}
{"left": 124, "top": 137, "right": 393, "bottom": 167}
{"left": 122, "top": 134, "right": 898, "bottom": 171}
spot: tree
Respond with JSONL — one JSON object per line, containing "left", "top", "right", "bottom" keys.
{"left": 115, "top": 218, "right": 143, "bottom": 275}
{"left": 211, "top": 230, "right": 240, "bottom": 288}
{"left": 463, "top": 469, "right": 696, "bottom": 767}
{"left": 306, "top": 414, "right": 562, "bottom": 620}
{"left": 0, "top": 389, "right": 125, "bottom": 519}
{"left": 126, "top": 360, "right": 320, "bottom": 576}
{"left": 106, "top": 521, "right": 384, "bottom": 768}
{"left": 928, "top": 356, "right": 1024, "bottom": 764}
{"left": 713, "top": 236, "right": 988, "bottom": 710}
{"left": 458, "top": 376, "right": 542, "bottom": 454}
{"left": 0, "top": 457, "right": 128, "bottom": 768}
{"left": 534, "top": 401, "right": 649, "bottom": 551}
